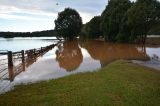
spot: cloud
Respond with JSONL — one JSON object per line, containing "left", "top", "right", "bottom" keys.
{"left": 0, "top": 0, "right": 60, "bottom": 21}
{"left": 0, "top": 13, "right": 37, "bottom": 20}
{"left": 0, "top": 0, "right": 159, "bottom": 20}
{"left": 0, "top": 0, "right": 63, "bottom": 14}
{"left": 0, "top": 0, "right": 107, "bottom": 23}
{"left": 2, "top": 0, "right": 154, "bottom": 32}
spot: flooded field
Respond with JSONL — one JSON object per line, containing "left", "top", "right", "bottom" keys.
{"left": 0, "top": 38, "right": 160, "bottom": 94}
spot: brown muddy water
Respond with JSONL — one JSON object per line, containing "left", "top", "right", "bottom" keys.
{"left": 0, "top": 39, "right": 160, "bottom": 94}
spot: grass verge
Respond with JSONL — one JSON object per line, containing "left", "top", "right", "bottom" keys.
{"left": 0, "top": 60, "right": 160, "bottom": 106}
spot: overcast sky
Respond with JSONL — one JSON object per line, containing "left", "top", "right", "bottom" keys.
{"left": 0, "top": 0, "right": 156, "bottom": 32}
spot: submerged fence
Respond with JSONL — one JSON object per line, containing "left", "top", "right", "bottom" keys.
{"left": 0, "top": 51, "right": 8, "bottom": 82}
{"left": 0, "top": 44, "right": 55, "bottom": 82}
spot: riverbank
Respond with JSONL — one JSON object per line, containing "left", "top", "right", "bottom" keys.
{"left": 0, "top": 60, "right": 160, "bottom": 106}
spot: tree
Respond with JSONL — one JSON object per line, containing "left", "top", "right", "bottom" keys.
{"left": 101, "top": 0, "right": 132, "bottom": 42}
{"left": 54, "top": 8, "right": 82, "bottom": 40}
{"left": 148, "top": 25, "right": 160, "bottom": 35}
{"left": 127, "top": 0, "right": 160, "bottom": 43}
{"left": 80, "top": 16, "right": 102, "bottom": 39}
{"left": 86, "top": 16, "right": 102, "bottom": 38}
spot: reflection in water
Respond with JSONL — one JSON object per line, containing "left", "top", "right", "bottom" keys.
{"left": 0, "top": 37, "right": 56, "bottom": 52}
{"left": 56, "top": 40, "right": 83, "bottom": 71}
{"left": 1, "top": 39, "right": 159, "bottom": 94}
{"left": 80, "top": 40, "right": 148, "bottom": 67}
{"left": 0, "top": 44, "right": 55, "bottom": 94}
{"left": 55, "top": 40, "right": 148, "bottom": 71}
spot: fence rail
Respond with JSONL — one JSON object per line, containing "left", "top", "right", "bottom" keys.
{"left": 0, "top": 43, "right": 55, "bottom": 82}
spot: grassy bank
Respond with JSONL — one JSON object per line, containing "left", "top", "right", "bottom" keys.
{"left": 0, "top": 60, "right": 160, "bottom": 106}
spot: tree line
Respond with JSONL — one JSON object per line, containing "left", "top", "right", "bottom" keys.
{"left": 0, "top": 30, "right": 57, "bottom": 38}
{"left": 80, "top": 0, "right": 160, "bottom": 43}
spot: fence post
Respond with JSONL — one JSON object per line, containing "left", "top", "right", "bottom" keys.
{"left": 40, "top": 47, "right": 42, "bottom": 53}
{"left": 8, "top": 51, "right": 14, "bottom": 81}
{"left": 41, "top": 47, "right": 43, "bottom": 55}
{"left": 21, "top": 50, "right": 25, "bottom": 71}
{"left": 22, "top": 50, "right": 25, "bottom": 63}
{"left": 34, "top": 49, "right": 36, "bottom": 56}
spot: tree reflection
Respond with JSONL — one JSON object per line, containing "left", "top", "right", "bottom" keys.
{"left": 80, "top": 40, "right": 148, "bottom": 67}
{"left": 56, "top": 40, "right": 83, "bottom": 72}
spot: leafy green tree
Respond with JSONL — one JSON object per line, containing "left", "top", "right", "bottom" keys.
{"left": 55, "top": 8, "right": 82, "bottom": 40}
{"left": 86, "top": 16, "right": 102, "bottom": 38}
{"left": 127, "top": 0, "right": 160, "bottom": 43}
{"left": 80, "top": 16, "right": 102, "bottom": 39}
{"left": 101, "top": 0, "right": 132, "bottom": 42}
{"left": 148, "top": 25, "right": 160, "bottom": 35}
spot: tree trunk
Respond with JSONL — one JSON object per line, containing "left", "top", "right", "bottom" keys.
{"left": 143, "top": 34, "right": 147, "bottom": 44}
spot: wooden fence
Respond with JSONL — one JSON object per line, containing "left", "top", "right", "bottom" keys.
{"left": 0, "top": 51, "right": 8, "bottom": 82}
{"left": 0, "top": 43, "right": 55, "bottom": 82}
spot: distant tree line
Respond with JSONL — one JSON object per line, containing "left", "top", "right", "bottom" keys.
{"left": 80, "top": 0, "right": 160, "bottom": 43}
{"left": 0, "top": 30, "right": 57, "bottom": 38}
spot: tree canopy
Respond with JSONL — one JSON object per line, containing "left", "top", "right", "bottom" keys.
{"left": 79, "top": 0, "right": 160, "bottom": 43}
{"left": 127, "top": 0, "right": 160, "bottom": 43}
{"left": 101, "top": 0, "right": 132, "bottom": 42}
{"left": 80, "top": 16, "right": 102, "bottom": 39}
{"left": 55, "top": 8, "right": 82, "bottom": 40}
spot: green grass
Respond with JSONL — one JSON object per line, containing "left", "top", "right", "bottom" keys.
{"left": 0, "top": 60, "right": 160, "bottom": 106}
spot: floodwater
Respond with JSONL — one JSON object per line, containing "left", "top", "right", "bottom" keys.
{"left": 0, "top": 37, "right": 57, "bottom": 52}
{"left": 0, "top": 38, "right": 160, "bottom": 94}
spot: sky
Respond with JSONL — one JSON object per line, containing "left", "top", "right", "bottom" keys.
{"left": 0, "top": 0, "right": 154, "bottom": 32}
